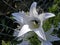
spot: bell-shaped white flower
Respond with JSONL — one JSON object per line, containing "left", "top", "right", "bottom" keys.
{"left": 41, "top": 41, "right": 52, "bottom": 45}
{"left": 17, "top": 40, "right": 30, "bottom": 45}
{"left": 39, "top": 25, "right": 60, "bottom": 45}
{"left": 12, "top": 2, "right": 55, "bottom": 40}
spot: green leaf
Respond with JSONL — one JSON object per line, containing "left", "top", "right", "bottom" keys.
{"left": 2, "top": 40, "right": 11, "bottom": 45}
{"left": 2, "top": 40, "right": 7, "bottom": 45}
{"left": 6, "top": 41, "right": 11, "bottom": 45}
{"left": 49, "top": 4, "right": 58, "bottom": 12}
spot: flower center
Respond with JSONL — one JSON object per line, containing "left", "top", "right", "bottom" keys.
{"left": 32, "top": 20, "right": 39, "bottom": 28}
{"left": 29, "top": 19, "right": 40, "bottom": 29}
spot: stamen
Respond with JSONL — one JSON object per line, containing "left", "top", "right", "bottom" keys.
{"left": 31, "top": 20, "right": 40, "bottom": 28}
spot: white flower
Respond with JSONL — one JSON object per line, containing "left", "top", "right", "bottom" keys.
{"left": 17, "top": 40, "right": 30, "bottom": 45}
{"left": 39, "top": 25, "right": 60, "bottom": 45}
{"left": 12, "top": 2, "right": 55, "bottom": 40}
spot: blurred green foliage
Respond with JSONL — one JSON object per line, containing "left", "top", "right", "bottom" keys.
{"left": 2, "top": 40, "right": 11, "bottom": 45}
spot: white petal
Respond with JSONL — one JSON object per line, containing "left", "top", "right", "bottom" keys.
{"left": 46, "top": 25, "right": 54, "bottom": 35}
{"left": 29, "top": 2, "right": 38, "bottom": 17}
{"left": 41, "top": 41, "right": 52, "bottom": 45}
{"left": 46, "top": 35, "right": 60, "bottom": 42}
{"left": 12, "top": 12, "right": 24, "bottom": 23}
{"left": 43, "top": 13, "right": 55, "bottom": 19}
{"left": 13, "top": 29, "right": 19, "bottom": 36}
{"left": 17, "top": 25, "right": 32, "bottom": 37}
{"left": 13, "top": 30, "right": 19, "bottom": 36}
{"left": 39, "top": 13, "right": 55, "bottom": 21}
{"left": 34, "top": 27, "right": 46, "bottom": 40}
{"left": 17, "top": 40, "right": 30, "bottom": 45}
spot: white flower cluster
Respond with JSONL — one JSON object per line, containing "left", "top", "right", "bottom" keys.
{"left": 12, "top": 2, "right": 60, "bottom": 45}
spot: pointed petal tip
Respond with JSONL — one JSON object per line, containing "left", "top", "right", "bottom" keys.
{"left": 32, "top": 2, "right": 37, "bottom": 4}
{"left": 12, "top": 13, "right": 18, "bottom": 16}
{"left": 45, "top": 13, "right": 55, "bottom": 18}
{"left": 34, "top": 30, "right": 46, "bottom": 41}
{"left": 17, "top": 25, "right": 32, "bottom": 37}
{"left": 43, "top": 13, "right": 55, "bottom": 20}
{"left": 31, "top": 2, "right": 37, "bottom": 8}
{"left": 39, "top": 13, "right": 55, "bottom": 22}
{"left": 50, "top": 13, "right": 55, "bottom": 17}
